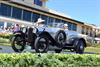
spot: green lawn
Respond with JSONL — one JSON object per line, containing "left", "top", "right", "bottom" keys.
{"left": 0, "top": 38, "right": 9, "bottom": 43}
{"left": 0, "top": 38, "right": 11, "bottom": 46}
{"left": 0, "top": 43, "right": 11, "bottom": 46}
{"left": 85, "top": 47, "right": 100, "bottom": 54}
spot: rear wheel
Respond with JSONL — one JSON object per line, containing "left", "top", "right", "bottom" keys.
{"left": 75, "top": 39, "right": 85, "bottom": 54}
{"left": 34, "top": 36, "right": 49, "bottom": 53}
{"left": 55, "top": 30, "right": 66, "bottom": 47}
{"left": 11, "top": 36, "right": 25, "bottom": 52}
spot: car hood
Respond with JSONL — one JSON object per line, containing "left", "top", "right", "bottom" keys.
{"left": 65, "top": 30, "right": 81, "bottom": 38}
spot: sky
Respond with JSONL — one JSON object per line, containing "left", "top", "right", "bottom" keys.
{"left": 46, "top": 0, "right": 100, "bottom": 27}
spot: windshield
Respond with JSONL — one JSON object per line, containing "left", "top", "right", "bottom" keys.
{"left": 48, "top": 23, "right": 64, "bottom": 28}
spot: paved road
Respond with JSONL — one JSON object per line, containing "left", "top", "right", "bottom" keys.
{"left": 0, "top": 45, "right": 99, "bottom": 54}
{"left": 0, "top": 45, "right": 74, "bottom": 54}
{"left": 0, "top": 45, "right": 15, "bottom": 53}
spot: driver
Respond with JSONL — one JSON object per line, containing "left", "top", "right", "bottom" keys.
{"left": 35, "top": 18, "right": 45, "bottom": 27}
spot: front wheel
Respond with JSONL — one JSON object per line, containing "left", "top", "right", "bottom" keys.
{"left": 11, "top": 36, "right": 25, "bottom": 52}
{"left": 75, "top": 40, "right": 85, "bottom": 54}
{"left": 34, "top": 36, "right": 49, "bottom": 53}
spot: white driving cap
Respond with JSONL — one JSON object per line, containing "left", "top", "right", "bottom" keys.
{"left": 64, "top": 24, "right": 68, "bottom": 26}
{"left": 37, "top": 18, "right": 45, "bottom": 23}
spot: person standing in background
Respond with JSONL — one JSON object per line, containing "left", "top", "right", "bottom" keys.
{"left": 14, "top": 24, "right": 20, "bottom": 32}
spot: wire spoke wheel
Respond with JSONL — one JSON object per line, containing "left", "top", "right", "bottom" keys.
{"left": 75, "top": 40, "right": 85, "bottom": 54}
{"left": 35, "top": 36, "right": 49, "bottom": 53}
{"left": 57, "top": 33, "right": 65, "bottom": 44}
{"left": 55, "top": 30, "right": 66, "bottom": 47}
{"left": 11, "top": 36, "right": 25, "bottom": 52}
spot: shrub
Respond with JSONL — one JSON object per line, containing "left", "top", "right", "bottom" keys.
{"left": 0, "top": 53, "right": 100, "bottom": 67}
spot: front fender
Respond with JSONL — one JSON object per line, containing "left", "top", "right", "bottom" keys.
{"left": 14, "top": 31, "right": 25, "bottom": 38}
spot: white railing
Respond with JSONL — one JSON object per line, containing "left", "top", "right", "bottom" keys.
{"left": 0, "top": 16, "right": 33, "bottom": 26}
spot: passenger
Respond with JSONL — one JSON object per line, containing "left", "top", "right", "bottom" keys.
{"left": 63, "top": 24, "right": 68, "bottom": 30}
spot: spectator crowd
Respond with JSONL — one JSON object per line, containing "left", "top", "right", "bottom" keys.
{"left": 0, "top": 24, "right": 20, "bottom": 34}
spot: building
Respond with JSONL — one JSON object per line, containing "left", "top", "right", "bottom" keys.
{"left": 0, "top": 0, "right": 100, "bottom": 38}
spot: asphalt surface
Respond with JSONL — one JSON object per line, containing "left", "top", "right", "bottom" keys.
{"left": 0, "top": 45, "right": 99, "bottom": 54}
{"left": 0, "top": 45, "right": 15, "bottom": 53}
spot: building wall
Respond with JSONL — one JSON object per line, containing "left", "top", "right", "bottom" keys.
{"left": 0, "top": 1, "right": 100, "bottom": 37}
{"left": 0, "top": 2, "right": 78, "bottom": 31}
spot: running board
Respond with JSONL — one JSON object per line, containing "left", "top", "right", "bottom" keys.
{"left": 63, "top": 46, "right": 75, "bottom": 49}
{"left": 48, "top": 45, "right": 61, "bottom": 50}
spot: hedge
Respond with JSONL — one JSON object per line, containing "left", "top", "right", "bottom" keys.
{"left": 0, "top": 53, "right": 100, "bottom": 67}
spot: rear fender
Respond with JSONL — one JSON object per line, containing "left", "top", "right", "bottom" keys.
{"left": 73, "top": 38, "right": 86, "bottom": 47}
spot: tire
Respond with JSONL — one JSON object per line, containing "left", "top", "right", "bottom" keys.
{"left": 55, "top": 49, "right": 62, "bottom": 53}
{"left": 34, "top": 36, "right": 49, "bottom": 53}
{"left": 11, "top": 36, "right": 25, "bottom": 52}
{"left": 75, "top": 39, "right": 85, "bottom": 54}
{"left": 55, "top": 30, "right": 66, "bottom": 46}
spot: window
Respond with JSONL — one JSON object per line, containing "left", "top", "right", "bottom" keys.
{"left": 48, "top": 17, "right": 54, "bottom": 26}
{"left": 61, "top": 20, "right": 65, "bottom": 24}
{"left": 72, "top": 23, "right": 77, "bottom": 31}
{"left": 34, "top": 0, "right": 43, "bottom": 6}
{"left": 0, "top": 4, "right": 11, "bottom": 17}
{"left": 12, "top": 7, "right": 22, "bottom": 19}
{"left": 55, "top": 19, "right": 61, "bottom": 23}
{"left": 23, "top": 10, "right": 31, "bottom": 22}
{"left": 41, "top": 15, "right": 48, "bottom": 24}
{"left": 86, "top": 28, "right": 89, "bottom": 35}
{"left": 81, "top": 26, "right": 85, "bottom": 34}
{"left": 32, "top": 13, "right": 40, "bottom": 22}
{"left": 68, "top": 22, "right": 72, "bottom": 30}
{"left": 0, "top": 22, "right": 4, "bottom": 26}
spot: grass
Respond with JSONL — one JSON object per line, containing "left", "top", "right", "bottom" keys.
{"left": 84, "top": 44, "right": 100, "bottom": 54}
{"left": 85, "top": 47, "right": 100, "bottom": 54}
{"left": 0, "top": 38, "right": 9, "bottom": 43}
{"left": 0, "top": 43, "right": 11, "bottom": 46}
{"left": 0, "top": 38, "right": 11, "bottom": 46}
